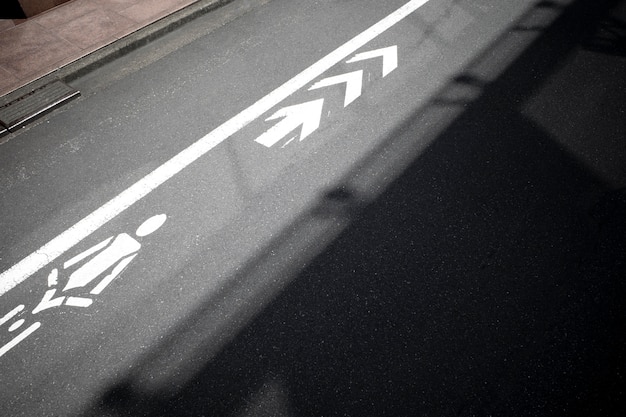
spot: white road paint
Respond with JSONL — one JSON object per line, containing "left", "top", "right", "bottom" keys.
{"left": 0, "top": 305, "right": 24, "bottom": 326}
{"left": 0, "top": 215, "right": 166, "bottom": 358}
{"left": 65, "top": 297, "right": 93, "bottom": 308}
{"left": 346, "top": 45, "right": 398, "bottom": 77}
{"left": 63, "top": 214, "right": 165, "bottom": 292}
{"left": 8, "top": 319, "right": 25, "bottom": 332}
{"left": 0, "top": 0, "right": 432, "bottom": 297}
{"left": 64, "top": 234, "right": 141, "bottom": 291}
{"left": 64, "top": 237, "right": 112, "bottom": 270}
{"left": 91, "top": 254, "right": 136, "bottom": 295}
{"left": 309, "top": 70, "right": 364, "bottom": 107}
{"left": 280, "top": 135, "right": 298, "bottom": 149}
{"left": 136, "top": 213, "right": 167, "bottom": 237}
{"left": 0, "top": 322, "right": 40, "bottom": 358}
{"left": 255, "top": 99, "right": 325, "bottom": 147}
{"left": 32, "top": 289, "right": 64, "bottom": 314}
{"left": 266, "top": 45, "right": 399, "bottom": 146}
{"left": 47, "top": 268, "right": 59, "bottom": 287}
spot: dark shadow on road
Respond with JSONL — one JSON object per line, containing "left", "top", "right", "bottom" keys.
{"left": 88, "top": 0, "right": 626, "bottom": 415}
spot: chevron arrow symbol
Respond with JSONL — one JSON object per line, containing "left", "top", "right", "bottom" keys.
{"left": 346, "top": 45, "right": 398, "bottom": 77}
{"left": 255, "top": 99, "right": 325, "bottom": 148}
{"left": 309, "top": 70, "right": 364, "bottom": 107}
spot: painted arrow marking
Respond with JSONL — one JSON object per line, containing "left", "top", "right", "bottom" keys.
{"left": 0, "top": 0, "right": 432, "bottom": 298}
{"left": 309, "top": 70, "right": 364, "bottom": 107}
{"left": 308, "top": 45, "right": 398, "bottom": 108}
{"left": 346, "top": 45, "right": 398, "bottom": 77}
{"left": 255, "top": 99, "right": 325, "bottom": 148}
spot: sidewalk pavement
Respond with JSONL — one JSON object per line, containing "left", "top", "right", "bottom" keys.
{"left": 0, "top": 0, "right": 229, "bottom": 102}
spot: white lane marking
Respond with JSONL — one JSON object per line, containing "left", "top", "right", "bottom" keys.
{"left": 91, "top": 254, "right": 136, "bottom": 295}
{"left": 135, "top": 213, "right": 167, "bottom": 237}
{"left": 63, "top": 214, "right": 164, "bottom": 292}
{"left": 280, "top": 135, "right": 298, "bottom": 149}
{"left": 47, "top": 268, "right": 59, "bottom": 287}
{"left": 0, "top": 0, "right": 432, "bottom": 297}
{"left": 346, "top": 45, "right": 398, "bottom": 77}
{"left": 64, "top": 234, "right": 140, "bottom": 292}
{"left": 64, "top": 237, "right": 112, "bottom": 269}
{"left": 309, "top": 70, "right": 364, "bottom": 107}
{"left": 0, "top": 322, "right": 41, "bottom": 358}
{"left": 255, "top": 99, "right": 325, "bottom": 148}
{"left": 65, "top": 297, "right": 93, "bottom": 308}
{"left": 8, "top": 319, "right": 25, "bottom": 332}
{"left": 31, "top": 289, "right": 64, "bottom": 314}
{"left": 0, "top": 305, "right": 24, "bottom": 326}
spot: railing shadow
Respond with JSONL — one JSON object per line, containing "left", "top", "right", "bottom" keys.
{"left": 84, "top": 0, "right": 626, "bottom": 415}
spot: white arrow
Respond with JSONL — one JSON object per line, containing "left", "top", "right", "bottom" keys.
{"left": 309, "top": 70, "right": 364, "bottom": 107}
{"left": 346, "top": 45, "right": 398, "bottom": 77}
{"left": 255, "top": 99, "right": 325, "bottom": 148}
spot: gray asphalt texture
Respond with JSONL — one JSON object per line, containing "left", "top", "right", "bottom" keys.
{"left": 0, "top": 0, "right": 625, "bottom": 415}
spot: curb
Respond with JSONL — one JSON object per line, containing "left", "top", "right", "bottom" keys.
{"left": 0, "top": 0, "right": 235, "bottom": 107}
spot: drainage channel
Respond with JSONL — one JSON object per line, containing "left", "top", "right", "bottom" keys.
{"left": 0, "top": 80, "right": 80, "bottom": 136}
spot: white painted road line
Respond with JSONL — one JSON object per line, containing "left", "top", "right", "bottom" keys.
{"left": 0, "top": 322, "right": 40, "bottom": 358}
{"left": 255, "top": 99, "right": 325, "bottom": 147}
{"left": 0, "top": 305, "right": 24, "bottom": 326}
{"left": 309, "top": 71, "right": 364, "bottom": 107}
{"left": 0, "top": 0, "right": 432, "bottom": 297}
{"left": 346, "top": 45, "right": 399, "bottom": 77}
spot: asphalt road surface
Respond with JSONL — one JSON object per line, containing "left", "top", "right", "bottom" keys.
{"left": 1, "top": 0, "right": 625, "bottom": 415}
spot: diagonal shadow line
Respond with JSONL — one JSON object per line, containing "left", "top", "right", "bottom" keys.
{"left": 83, "top": 0, "right": 625, "bottom": 415}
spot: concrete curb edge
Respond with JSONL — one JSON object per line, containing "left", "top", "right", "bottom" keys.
{"left": 0, "top": 0, "right": 235, "bottom": 106}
